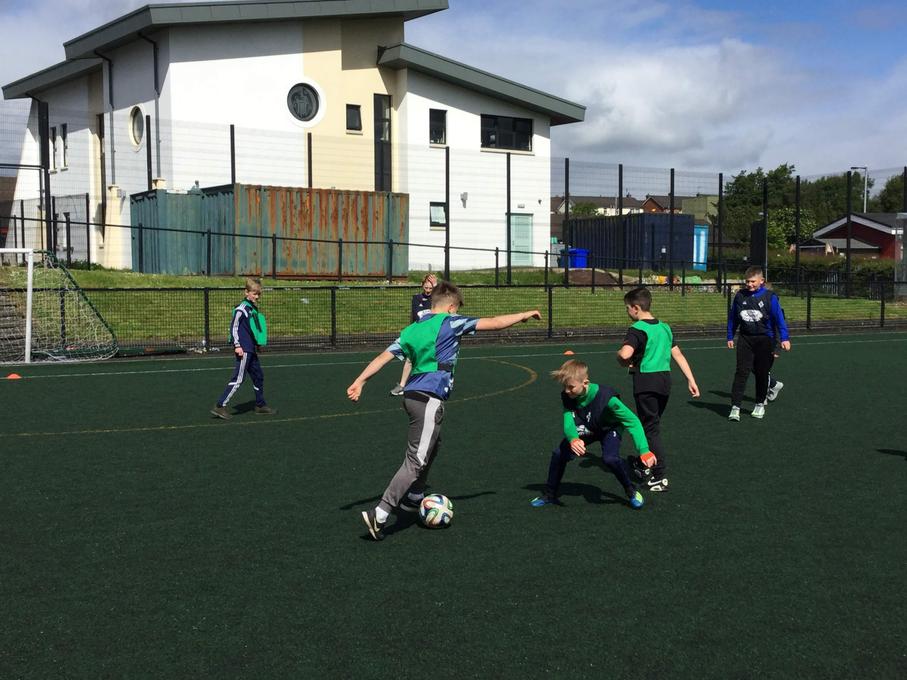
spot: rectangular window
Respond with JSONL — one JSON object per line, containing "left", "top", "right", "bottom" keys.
{"left": 480, "top": 115, "right": 532, "bottom": 151}
{"left": 346, "top": 104, "right": 362, "bottom": 132}
{"left": 429, "top": 109, "right": 446, "bottom": 145}
{"left": 50, "top": 126, "right": 57, "bottom": 170}
{"left": 61, "top": 123, "right": 68, "bottom": 168}
{"left": 429, "top": 202, "right": 447, "bottom": 228}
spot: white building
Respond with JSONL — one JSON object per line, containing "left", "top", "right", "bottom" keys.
{"left": 2, "top": 0, "right": 584, "bottom": 272}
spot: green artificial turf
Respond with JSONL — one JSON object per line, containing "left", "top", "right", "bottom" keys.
{"left": 2, "top": 332, "right": 906, "bottom": 678}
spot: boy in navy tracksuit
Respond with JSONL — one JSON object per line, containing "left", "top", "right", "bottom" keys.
{"left": 211, "top": 278, "right": 276, "bottom": 419}
{"left": 727, "top": 266, "right": 791, "bottom": 420}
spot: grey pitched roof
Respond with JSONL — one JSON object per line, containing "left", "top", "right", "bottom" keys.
{"left": 813, "top": 212, "right": 902, "bottom": 237}
{"left": 4, "top": 1, "right": 448, "bottom": 96}
{"left": 3, "top": 58, "right": 103, "bottom": 100}
{"left": 378, "top": 43, "right": 584, "bottom": 125}
{"left": 64, "top": 1, "right": 448, "bottom": 58}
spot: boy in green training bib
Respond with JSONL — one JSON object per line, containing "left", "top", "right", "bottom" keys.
{"left": 210, "top": 277, "right": 276, "bottom": 419}
{"left": 347, "top": 280, "right": 541, "bottom": 541}
{"left": 617, "top": 287, "right": 699, "bottom": 491}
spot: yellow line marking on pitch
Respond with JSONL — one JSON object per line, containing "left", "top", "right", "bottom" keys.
{"left": 9, "top": 359, "right": 537, "bottom": 438}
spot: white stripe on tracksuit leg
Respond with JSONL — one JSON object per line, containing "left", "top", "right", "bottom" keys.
{"left": 415, "top": 398, "right": 441, "bottom": 465}
{"left": 222, "top": 353, "right": 248, "bottom": 406}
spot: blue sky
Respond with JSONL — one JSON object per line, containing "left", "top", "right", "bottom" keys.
{"left": 1, "top": 0, "right": 905, "bottom": 180}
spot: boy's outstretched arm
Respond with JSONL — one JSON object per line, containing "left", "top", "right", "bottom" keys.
{"left": 475, "top": 310, "right": 541, "bottom": 331}
{"left": 347, "top": 350, "right": 396, "bottom": 401}
{"left": 606, "top": 397, "right": 652, "bottom": 456}
{"left": 670, "top": 345, "right": 700, "bottom": 397}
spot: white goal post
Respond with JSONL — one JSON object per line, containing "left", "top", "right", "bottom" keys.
{"left": 0, "top": 248, "right": 117, "bottom": 364}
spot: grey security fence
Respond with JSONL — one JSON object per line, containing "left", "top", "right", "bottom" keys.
{"left": 79, "top": 281, "right": 907, "bottom": 356}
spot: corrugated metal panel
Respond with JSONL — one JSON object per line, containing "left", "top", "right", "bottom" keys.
{"left": 568, "top": 213, "right": 694, "bottom": 269}
{"left": 132, "top": 184, "right": 409, "bottom": 277}
{"left": 235, "top": 185, "right": 408, "bottom": 277}
{"left": 130, "top": 190, "right": 203, "bottom": 274}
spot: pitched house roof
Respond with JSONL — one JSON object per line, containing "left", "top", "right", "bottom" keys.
{"left": 813, "top": 213, "right": 904, "bottom": 238}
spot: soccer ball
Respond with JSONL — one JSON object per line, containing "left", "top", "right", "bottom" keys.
{"left": 419, "top": 494, "right": 454, "bottom": 528}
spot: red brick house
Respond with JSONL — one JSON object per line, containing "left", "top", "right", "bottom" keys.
{"left": 811, "top": 213, "right": 903, "bottom": 259}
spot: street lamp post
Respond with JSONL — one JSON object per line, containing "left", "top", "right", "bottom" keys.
{"left": 850, "top": 166, "right": 868, "bottom": 213}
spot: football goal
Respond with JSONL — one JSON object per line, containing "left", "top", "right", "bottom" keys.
{"left": 0, "top": 249, "right": 117, "bottom": 363}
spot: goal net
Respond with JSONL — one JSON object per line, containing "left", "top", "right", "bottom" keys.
{"left": 0, "top": 249, "right": 117, "bottom": 363}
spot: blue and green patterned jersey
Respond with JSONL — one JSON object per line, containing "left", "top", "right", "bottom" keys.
{"left": 386, "top": 312, "right": 479, "bottom": 400}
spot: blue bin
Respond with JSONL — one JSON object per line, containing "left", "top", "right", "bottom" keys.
{"left": 568, "top": 248, "right": 588, "bottom": 268}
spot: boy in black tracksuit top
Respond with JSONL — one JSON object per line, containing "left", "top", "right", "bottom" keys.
{"left": 618, "top": 287, "right": 700, "bottom": 492}
{"left": 727, "top": 266, "right": 791, "bottom": 421}
{"left": 211, "top": 278, "right": 276, "bottom": 419}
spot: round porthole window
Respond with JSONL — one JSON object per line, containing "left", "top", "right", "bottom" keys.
{"left": 287, "top": 83, "right": 320, "bottom": 122}
{"left": 129, "top": 107, "right": 145, "bottom": 147}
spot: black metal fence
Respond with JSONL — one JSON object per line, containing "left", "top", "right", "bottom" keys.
{"left": 79, "top": 280, "right": 906, "bottom": 356}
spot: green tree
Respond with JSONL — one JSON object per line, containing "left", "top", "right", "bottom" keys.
{"left": 712, "top": 164, "right": 796, "bottom": 244}
{"left": 766, "top": 206, "right": 818, "bottom": 248}
{"left": 571, "top": 201, "right": 599, "bottom": 217}
{"left": 869, "top": 173, "right": 905, "bottom": 212}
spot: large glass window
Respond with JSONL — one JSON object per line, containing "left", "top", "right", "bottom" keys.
{"left": 480, "top": 115, "right": 532, "bottom": 151}
{"left": 429, "top": 109, "right": 446, "bottom": 145}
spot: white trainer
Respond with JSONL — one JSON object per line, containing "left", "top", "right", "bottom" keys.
{"left": 751, "top": 403, "right": 766, "bottom": 419}
{"left": 728, "top": 406, "right": 741, "bottom": 421}
{"left": 767, "top": 381, "right": 784, "bottom": 402}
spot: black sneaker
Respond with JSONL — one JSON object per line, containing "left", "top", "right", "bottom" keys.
{"left": 645, "top": 476, "right": 669, "bottom": 492}
{"left": 629, "top": 456, "right": 652, "bottom": 481}
{"left": 254, "top": 405, "right": 278, "bottom": 415}
{"left": 210, "top": 405, "right": 231, "bottom": 420}
{"left": 361, "top": 509, "right": 385, "bottom": 541}
{"left": 399, "top": 495, "right": 422, "bottom": 513}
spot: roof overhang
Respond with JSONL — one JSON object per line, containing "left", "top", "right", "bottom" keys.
{"left": 378, "top": 43, "right": 585, "bottom": 126}
{"left": 64, "top": 0, "right": 449, "bottom": 59}
{"left": 3, "top": 58, "right": 103, "bottom": 100}
{"left": 813, "top": 214, "right": 897, "bottom": 238}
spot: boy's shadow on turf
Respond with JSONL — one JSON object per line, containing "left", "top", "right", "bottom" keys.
{"left": 231, "top": 400, "right": 258, "bottom": 415}
{"left": 877, "top": 448, "right": 907, "bottom": 461}
{"left": 525, "top": 467, "right": 625, "bottom": 506}
{"left": 683, "top": 390, "right": 751, "bottom": 419}
{"left": 341, "top": 490, "right": 495, "bottom": 512}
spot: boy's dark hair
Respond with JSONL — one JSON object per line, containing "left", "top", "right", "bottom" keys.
{"left": 744, "top": 266, "right": 764, "bottom": 280}
{"left": 623, "top": 287, "right": 652, "bottom": 311}
{"left": 431, "top": 280, "right": 464, "bottom": 308}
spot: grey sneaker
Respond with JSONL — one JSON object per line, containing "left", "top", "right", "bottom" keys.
{"left": 728, "top": 406, "right": 741, "bottom": 422}
{"left": 254, "top": 405, "right": 277, "bottom": 415}
{"left": 210, "top": 405, "right": 231, "bottom": 420}
{"left": 389, "top": 384, "right": 404, "bottom": 396}
{"left": 767, "top": 381, "right": 784, "bottom": 402}
{"left": 751, "top": 403, "right": 765, "bottom": 419}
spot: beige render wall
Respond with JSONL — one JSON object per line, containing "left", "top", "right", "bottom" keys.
{"left": 302, "top": 18, "right": 404, "bottom": 192}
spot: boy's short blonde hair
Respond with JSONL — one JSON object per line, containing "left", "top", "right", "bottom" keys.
{"left": 245, "top": 277, "right": 262, "bottom": 292}
{"left": 431, "top": 280, "right": 464, "bottom": 308}
{"left": 550, "top": 359, "right": 589, "bottom": 384}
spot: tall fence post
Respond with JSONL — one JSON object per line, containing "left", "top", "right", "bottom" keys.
{"left": 806, "top": 283, "right": 812, "bottom": 330}
{"left": 337, "top": 237, "right": 343, "bottom": 282}
{"left": 330, "top": 287, "right": 337, "bottom": 348}
{"left": 206, "top": 228, "right": 212, "bottom": 276}
{"left": 564, "top": 157, "right": 570, "bottom": 287}
{"left": 880, "top": 281, "right": 886, "bottom": 328}
{"left": 795, "top": 175, "right": 801, "bottom": 295}
{"left": 85, "top": 192, "right": 91, "bottom": 268}
{"left": 64, "top": 212, "right": 72, "bottom": 267}
{"left": 669, "top": 167, "right": 675, "bottom": 291}
{"left": 681, "top": 264, "right": 685, "bottom": 297}
{"left": 717, "top": 172, "right": 723, "bottom": 289}
{"left": 444, "top": 146, "right": 450, "bottom": 280}
{"left": 591, "top": 255, "right": 596, "bottom": 294}
{"left": 845, "top": 170, "right": 853, "bottom": 298}
{"left": 138, "top": 221, "right": 144, "bottom": 274}
{"left": 271, "top": 233, "right": 278, "bottom": 279}
{"left": 495, "top": 247, "right": 500, "bottom": 288}
{"left": 547, "top": 285, "right": 553, "bottom": 338}
{"left": 618, "top": 162, "right": 624, "bottom": 287}
{"left": 203, "top": 288, "right": 211, "bottom": 351}
{"left": 544, "top": 250, "right": 549, "bottom": 287}
{"left": 506, "top": 152, "right": 512, "bottom": 285}
{"left": 387, "top": 238, "right": 394, "bottom": 281}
